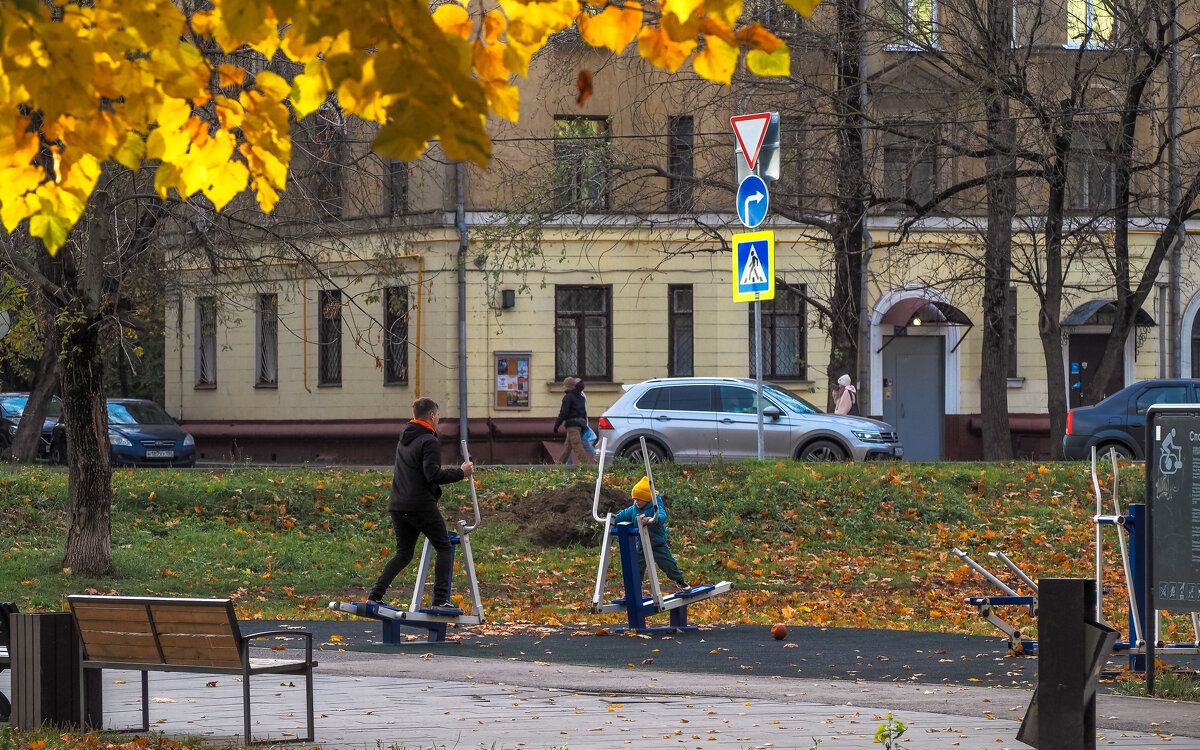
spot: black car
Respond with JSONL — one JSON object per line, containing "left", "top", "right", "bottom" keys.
{"left": 0, "top": 392, "right": 63, "bottom": 459}
{"left": 49, "top": 398, "right": 196, "bottom": 468}
{"left": 1063, "top": 379, "right": 1200, "bottom": 460}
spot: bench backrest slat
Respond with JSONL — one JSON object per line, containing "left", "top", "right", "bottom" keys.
{"left": 69, "top": 595, "right": 244, "bottom": 670}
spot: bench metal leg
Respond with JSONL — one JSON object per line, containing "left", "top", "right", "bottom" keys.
{"left": 305, "top": 665, "right": 314, "bottom": 742}
{"left": 243, "top": 672, "right": 252, "bottom": 745}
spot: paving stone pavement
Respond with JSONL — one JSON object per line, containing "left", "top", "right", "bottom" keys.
{"left": 5, "top": 654, "right": 1200, "bottom": 749}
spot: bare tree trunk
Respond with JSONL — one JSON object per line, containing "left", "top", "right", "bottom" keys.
{"left": 60, "top": 307, "right": 112, "bottom": 576}
{"left": 61, "top": 195, "right": 114, "bottom": 577}
{"left": 1040, "top": 152, "right": 1069, "bottom": 459}
{"left": 829, "top": 0, "right": 866, "bottom": 403}
{"left": 980, "top": 0, "right": 1015, "bottom": 460}
{"left": 9, "top": 333, "right": 60, "bottom": 461}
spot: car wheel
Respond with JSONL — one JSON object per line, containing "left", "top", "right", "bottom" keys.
{"left": 1095, "top": 442, "right": 1134, "bottom": 462}
{"left": 799, "top": 439, "right": 847, "bottom": 462}
{"left": 618, "top": 439, "right": 670, "bottom": 463}
{"left": 49, "top": 440, "right": 66, "bottom": 466}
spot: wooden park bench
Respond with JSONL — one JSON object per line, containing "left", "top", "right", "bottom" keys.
{"left": 67, "top": 595, "right": 316, "bottom": 744}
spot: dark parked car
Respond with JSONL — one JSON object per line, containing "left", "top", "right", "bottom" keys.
{"left": 49, "top": 398, "right": 196, "bottom": 468}
{"left": 0, "top": 392, "right": 63, "bottom": 459}
{"left": 1063, "top": 379, "right": 1200, "bottom": 460}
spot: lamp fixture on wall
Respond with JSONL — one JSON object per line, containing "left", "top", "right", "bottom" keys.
{"left": 501, "top": 289, "right": 516, "bottom": 309}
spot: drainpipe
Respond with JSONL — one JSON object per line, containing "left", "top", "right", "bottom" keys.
{"left": 456, "top": 162, "right": 469, "bottom": 448}
{"left": 1169, "top": 0, "right": 1183, "bottom": 377}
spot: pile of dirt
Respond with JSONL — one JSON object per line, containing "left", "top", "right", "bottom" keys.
{"left": 486, "top": 483, "right": 631, "bottom": 548}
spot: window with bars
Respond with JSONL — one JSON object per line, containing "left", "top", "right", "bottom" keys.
{"left": 552, "top": 116, "right": 611, "bottom": 212}
{"left": 292, "top": 107, "right": 345, "bottom": 219}
{"left": 668, "top": 285, "right": 694, "bottom": 377}
{"left": 387, "top": 159, "right": 409, "bottom": 215}
{"left": 256, "top": 293, "right": 278, "bottom": 387}
{"left": 883, "top": 138, "right": 938, "bottom": 209}
{"left": 884, "top": 0, "right": 936, "bottom": 47}
{"left": 319, "top": 289, "right": 343, "bottom": 387}
{"left": 1067, "top": 0, "right": 1114, "bottom": 46}
{"left": 749, "top": 282, "right": 806, "bottom": 380}
{"left": 555, "top": 285, "right": 612, "bottom": 381}
{"left": 1067, "top": 126, "right": 1117, "bottom": 212}
{"left": 667, "top": 116, "right": 694, "bottom": 212}
{"left": 195, "top": 297, "right": 217, "bottom": 388}
{"left": 384, "top": 286, "right": 409, "bottom": 385}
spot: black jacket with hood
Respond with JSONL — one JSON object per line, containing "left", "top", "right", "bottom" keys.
{"left": 389, "top": 420, "right": 465, "bottom": 512}
{"left": 554, "top": 389, "right": 588, "bottom": 431}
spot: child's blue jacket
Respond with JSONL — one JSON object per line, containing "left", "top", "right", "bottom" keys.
{"left": 613, "top": 495, "right": 669, "bottom": 545}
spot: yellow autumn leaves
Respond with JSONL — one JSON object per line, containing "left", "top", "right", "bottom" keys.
{"left": 0, "top": 0, "right": 820, "bottom": 254}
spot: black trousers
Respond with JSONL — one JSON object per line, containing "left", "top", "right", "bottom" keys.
{"left": 370, "top": 508, "right": 453, "bottom": 603}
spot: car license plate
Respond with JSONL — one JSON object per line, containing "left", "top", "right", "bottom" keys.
{"left": 893, "top": 447, "right": 904, "bottom": 458}
{"left": 146, "top": 450, "right": 174, "bottom": 459}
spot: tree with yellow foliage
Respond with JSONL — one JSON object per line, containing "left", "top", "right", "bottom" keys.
{"left": 0, "top": 0, "right": 818, "bottom": 576}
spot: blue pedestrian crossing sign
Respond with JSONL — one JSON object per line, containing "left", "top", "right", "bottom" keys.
{"left": 732, "top": 231, "right": 775, "bottom": 302}
{"left": 736, "top": 174, "right": 769, "bottom": 228}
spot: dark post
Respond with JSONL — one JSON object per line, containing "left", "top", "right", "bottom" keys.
{"left": 1017, "top": 578, "right": 1119, "bottom": 749}
{"left": 11, "top": 612, "right": 102, "bottom": 730}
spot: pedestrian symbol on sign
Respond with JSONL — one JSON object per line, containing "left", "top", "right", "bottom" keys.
{"left": 739, "top": 246, "right": 768, "bottom": 287}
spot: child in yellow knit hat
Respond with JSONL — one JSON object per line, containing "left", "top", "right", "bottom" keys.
{"left": 611, "top": 476, "right": 689, "bottom": 593}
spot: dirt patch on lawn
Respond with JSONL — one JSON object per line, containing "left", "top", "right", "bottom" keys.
{"left": 486, "top": 483, "right": 632, "bottom": 548}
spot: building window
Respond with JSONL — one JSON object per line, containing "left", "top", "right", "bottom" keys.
{"left": 667, "top": 115, "right": 694, "bottom": 212}
{"left": 774, "top": 116, "right": 805, "bottom": 212}
{"left": 387, "top": 159, "right": 409, "bottom": 215}
{"left": 555, "top": 285, "right": 611, "bottom": 381}
{"left": 749, "top": 282, "right": 806, "bottom": 380}
{"left": 195, "top": 297, "right": 217, "bottom": 388}
{"left": 1067, "top": 127, "right": 1116, "bottom": 212}
{"left": 1007, "top": 286, "right": 1018, "bottom": 379}
{"left": 884, "top": 0, "right": 935, "bottom": 47}
{"left": 1067, "top": 0, "right": 1114, "bottom": 46}
{"left": 883, "top": 138, "right": 937, "bottom": 208}
{"left": 318, "top": 289, "right": 342, "bottom": 387}
{"left": 668, "top": 285, "right": 693, "bottom": 377}
{"left": 293, "top": 106, "right": 345, "bottom": 219}
{"left": 553, "top": 116, "right": 611, "bottom": 212}
{"left": 256, "top": 293, "right": 278, "bottom": 387}
{"left": 384, "top": 286, "right": 409, "bottom": 385}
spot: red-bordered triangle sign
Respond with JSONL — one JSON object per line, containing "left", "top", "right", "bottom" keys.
{"left": 731, "top": 112, "right": 772, "bottom": 170}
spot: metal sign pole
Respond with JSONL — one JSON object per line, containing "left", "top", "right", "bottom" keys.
{"left": 755, "top": 295, "right": 764, "bottom": 460}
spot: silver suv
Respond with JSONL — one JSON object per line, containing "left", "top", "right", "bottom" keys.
{"left": 596, "top": 377, "right": 903, "bottom": 463}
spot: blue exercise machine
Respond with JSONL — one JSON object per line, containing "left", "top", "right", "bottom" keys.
{"left": 590, "top": 436, "right": 731, "bottom": 634}
{"left": 959, "top": 446, "right": 1196, "bottom": 671}
{"left": 328, "top": 440, "right": 486, "bottom": 644}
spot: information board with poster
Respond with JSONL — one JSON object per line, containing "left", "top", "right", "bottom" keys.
{"left": 1147, "top": 404, "right": 1200, "bottom": 613}
{"left": 1145, "top": 404, "right": 1200, "bottom": 693}
{"left": 494, "top": 351, "right": 531, "bottom": 409}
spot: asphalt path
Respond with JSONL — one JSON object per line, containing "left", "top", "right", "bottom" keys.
{"left": 293, "top": 619, "right": 1038, "bottom": 688}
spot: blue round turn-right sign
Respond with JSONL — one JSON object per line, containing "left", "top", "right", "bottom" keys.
{"left": 736, "top": 175, "right": 769, "bottom": 229}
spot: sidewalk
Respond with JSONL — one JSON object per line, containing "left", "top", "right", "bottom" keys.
{"left": 5, "top": 649, "right": 1200, "bottom": 749}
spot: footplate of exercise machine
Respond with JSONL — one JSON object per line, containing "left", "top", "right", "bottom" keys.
{"left": 327, "top": 599, "right": 482, "bottom": 644}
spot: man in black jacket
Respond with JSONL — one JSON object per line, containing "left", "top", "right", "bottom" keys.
{"left": 368, "top": 398, "right": 474, "bottom": 608}
{"left": 554, "top": 376, "right": 593, "bottom": 464}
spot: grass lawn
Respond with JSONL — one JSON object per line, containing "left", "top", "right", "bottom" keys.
{"left": 0, "top": 458, "right": 1147, "bottom": 639}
